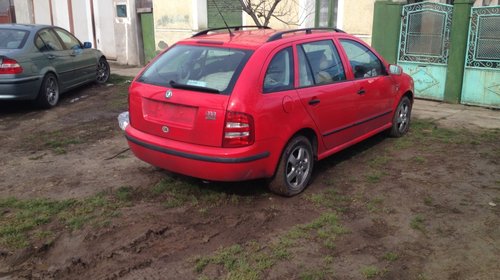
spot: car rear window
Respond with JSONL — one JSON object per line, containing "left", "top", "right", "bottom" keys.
{"left": 138, "top": 44, "right": 253, "bottom": 95}
{"left": 0, "top": 29, "right": 29, "bottom": 49}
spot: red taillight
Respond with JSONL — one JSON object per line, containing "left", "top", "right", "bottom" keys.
{"left": 0, "top": 58, "right": 23, "bottom": 74}
{"left": 223, "top": 111, "right": 254, "bottom": 148}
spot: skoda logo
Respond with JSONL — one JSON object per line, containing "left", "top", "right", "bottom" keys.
{"left": 165, "top": 90, "right": 173, "bottom": 99}
{"left": 162, "top": 126, "right": 169, "bottom": 133}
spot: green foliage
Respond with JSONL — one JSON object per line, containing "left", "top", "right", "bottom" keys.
{"left": 361, "top": 266, "right": 380, "bottom": 279}
{"left": 410, "top": 215, "right": 426, "bottom": 232}
{"left": 0, "top": 194, "right": 123, "bottom": 249}
{"left": 383, "top": 252, "right": 399, "bottom": 262}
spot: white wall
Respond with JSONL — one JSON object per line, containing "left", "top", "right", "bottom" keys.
{"left": 51, "top": 0, "right": 70, "bottom": 30}
{"left": 13, "top": 0, "right": 33, "bottom": 24}
{"left": 33, "top": 0, "right": 51, "bottom": 24}
{"left": 113, "top": 0, "right": 141, "bottom": 65}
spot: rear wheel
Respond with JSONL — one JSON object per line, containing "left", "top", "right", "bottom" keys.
{"left": 269, "top": 136, "right": 314, "bottom": 197}
{"left": 36, "top": 73, "right": 59, "bottom": 109}
{"left": 96, "top": 57, "right": 110, "bottom": 84}
{"left": 389, "top": 96, "right": 412, "bottom": 137}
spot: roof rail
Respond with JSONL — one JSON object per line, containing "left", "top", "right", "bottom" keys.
{"left": 266, "top": 27, "right": 345, "bottom": 42}
{"left": 192, "top": 26, "right": 272, "bottom": 37}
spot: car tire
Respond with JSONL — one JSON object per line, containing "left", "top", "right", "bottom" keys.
{"left": 389, "top": 96, "right": 412, "bottom": 137}
{"left": 36, "top": 73, "right": 59, "bottom": 109}
{"left": 96, "top": 57, "right": 110, "bottom": 84}
{"left": 268, "top": 135, "right": 314, "bottom": 197}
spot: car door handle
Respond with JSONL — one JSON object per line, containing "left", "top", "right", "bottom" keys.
{"left": 308, "top": 99, "right": 320, "bottom": 105}
{"left": 357, "top": 89, "right": 366, "bottom": 95}
{"left": 47, "top": 54, "right": 55, "bottom": 59}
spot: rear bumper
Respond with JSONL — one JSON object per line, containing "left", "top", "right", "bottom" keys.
{"left": 0, "top": 76, "right": 41, "bottom": 100}
{"left": 125, "top": 125, "right": 277, "bottom": 181}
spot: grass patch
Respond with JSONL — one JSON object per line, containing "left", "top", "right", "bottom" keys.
{"left": 423, "top": 196, "right": 433, "bottom": 206}
{"left": 365, "top": 171, "right": 385, "bottom": 184}
{"left": 299, "top": 267, "right": 335, "bottom": 280}
{"left": 115, "top": 186, "right": 134, "bottom": 202}
{"left": 412, "top": 156, "right": 427, "bottom": 164}
{"left": 383, "top": 252, "right": 399, "bottom": 262}
{"left": 23, "top": 121, "right": 118, "bottom": 154}
{"left": 194, "top": 213, "right": 346, "bottom": 279}
{"left": 0, "top": 193, "right": 126, "bottom": 249}
{"left": 150, "top": 177, "right": 242, "bottom": 209}
{"left": 305, "top": 189, "right": 350, "bottom": 211}
{"left": 361, "top": 266, "right": 380, "bottom": 279}
{"left": 410, "top": 215, "right": 426, "bottom": 232}
{"left": 369, "top": 155, "right": 390, "bottom": 167}
{"left": 366, "top": 197, "right": 384, "bottom": 212}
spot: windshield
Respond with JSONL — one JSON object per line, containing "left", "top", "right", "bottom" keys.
{"left": 138, "top": 44, "right": 253, "bottom": 95}
{"left": 0, "top": 29, "right": 29, "bottom": 49}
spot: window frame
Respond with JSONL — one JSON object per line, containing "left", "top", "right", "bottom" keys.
{"left": 262, "top": 46, "right": 295, "bottom": 94}
{"left": 338, "top": 39, "right": 388, "bottom": 80}
{"left": 296, "top": 39, "right": 347, "bottom": 89}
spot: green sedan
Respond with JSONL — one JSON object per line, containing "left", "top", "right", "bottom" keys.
{"left": 0, "top": 24, "right": 110, "bottom": 108}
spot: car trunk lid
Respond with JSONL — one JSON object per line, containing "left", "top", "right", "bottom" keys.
{"left": 129, "top": 82, "right": 228, "bottom": 147}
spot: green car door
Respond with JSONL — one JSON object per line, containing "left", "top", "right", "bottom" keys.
{"left": 53, "top": 28, "right": 96, "bottom": 86}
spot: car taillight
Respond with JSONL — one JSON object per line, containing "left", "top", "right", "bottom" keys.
{"left": 0, "top": 58, "right": 23, "bottom": 74}
{"left": 223, "top": 111, "right": 254, "bottom": 148}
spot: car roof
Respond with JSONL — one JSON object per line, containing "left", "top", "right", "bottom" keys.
{"left": 181, "top": 27, "right": 349, "bottom": 50}
{"left": 0, "top": 24, "right": 53, "bottom": 32}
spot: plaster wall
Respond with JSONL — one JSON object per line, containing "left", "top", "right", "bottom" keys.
{"left": 113, "top": 0, "right": 141, "bottom": 65}
{"left": 13, "top": 0, "right": 33, "bottom": 24}
{"left": 153, "top": 0, "right": 194, "bottom": 51}
{"left": 342, "top": 0, "right": 374, "bottom": 44}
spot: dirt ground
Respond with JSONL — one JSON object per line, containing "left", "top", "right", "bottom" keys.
{"left": 0, "top": 77, "right": 499, "bottom": 280}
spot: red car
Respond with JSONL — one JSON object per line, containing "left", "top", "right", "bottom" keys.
{"left": 120, "top": 27, "right": 414, "bottom": 196}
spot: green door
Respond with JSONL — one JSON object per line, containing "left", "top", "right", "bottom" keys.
{"left": 140, "top": 12, "right": 156, "bottom": 64}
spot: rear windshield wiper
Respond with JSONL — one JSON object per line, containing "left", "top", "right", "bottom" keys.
{"left": 169, "top": 80, "right": 220, "bottom": 94}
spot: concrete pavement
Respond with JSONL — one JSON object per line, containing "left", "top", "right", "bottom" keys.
{"left": 110, "top": 63, "right": 500, "bottom": 130}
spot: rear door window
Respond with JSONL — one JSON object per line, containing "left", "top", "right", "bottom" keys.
{"left": 138, "top": 45, "right": 252, "bottom": 95}
{"left": 36, "top": 29, "right": 64, "bottom": 52}
{"left": 297, "top": 40, "right": 345, "bottom": 86}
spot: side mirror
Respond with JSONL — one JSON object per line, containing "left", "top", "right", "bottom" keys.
{"left": 83, "top": 42, "right": 92, "bottom": 49}
{"left": 389, "top": 64, "right": 402, "bottom": 75}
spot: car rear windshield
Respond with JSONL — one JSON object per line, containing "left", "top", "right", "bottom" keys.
{"left": 138, "top": 44, "right": 253, "bottom": 95}
{"left": 0, "top": 29, "right": 29, "bottom": 49}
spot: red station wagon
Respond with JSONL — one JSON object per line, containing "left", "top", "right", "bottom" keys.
{"left": 120, "top": 27, "right": 414, "bottom": 196}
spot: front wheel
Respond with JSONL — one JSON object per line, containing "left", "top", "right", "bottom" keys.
{"left": 96, "top": 57, "right": 110, "bottom": 84}
{"left": 36, "top": 73, "right": 59, "bottom": 109}
{"left": 389, "top": 96, "right": 412, "bottom": 137}
{"left": 268, "top": 136, "right": 314, "bottom": 197}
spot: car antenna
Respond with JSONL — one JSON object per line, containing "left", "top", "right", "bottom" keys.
{"left": 211, "top": 0, "right": 234, "bottom": 37}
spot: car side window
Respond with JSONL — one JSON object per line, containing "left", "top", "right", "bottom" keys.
{"left": 54, "top": 28, "right": 82, "bottom": 50}
{"left": 263, "top": 47, "right": 294, "bottom": 93}
{"left": 298, "top": 40, "right": 345, "bottom": 87}
{"left": 340, "top": 40, "right": 385, "bottom": 79}
{"left": 36, "top": 29, "right": 64, "bottom": 52}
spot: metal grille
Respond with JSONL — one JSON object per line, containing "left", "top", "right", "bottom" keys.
{"left": 398, "top": 2, "right": 453, "bottom": 64}
{"left": 466, "top": 6, "right": 500, "bottom": 69}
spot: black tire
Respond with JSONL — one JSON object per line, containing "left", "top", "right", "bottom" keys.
{"left": 389, "top": 96, "right": 412, "bottom": 137}
{"left": 36, "top": 73, "right": 59, "bottom": 109}
{"left": 268, "top": 135, "right": 314, "bottom": 197}
{"left": 96, "top": 57, "right": 110, "bottom": 84}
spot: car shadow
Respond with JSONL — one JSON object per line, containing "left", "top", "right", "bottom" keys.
{"left": 158, "top": 133, "right": 389, "bottom": 198}
{"left": 0, "top": 84, "right": 97, "bottom": 118}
